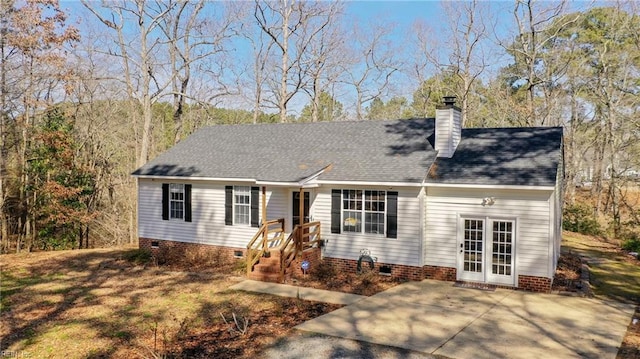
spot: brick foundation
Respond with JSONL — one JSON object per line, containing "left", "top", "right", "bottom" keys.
{"left": 139, "top": 237, "right": 246, "bottom": 263}
{"left": 424, "top": 265, "right": 457, "bottom": 282}
{"left": 289, "top": 247, "right": 322, "bottom": 278}
{"left": 322, "top": 257, "right": 424, "bottom": 281}
{"left": 518, "top": 275, "right": 552, "bottom": 293}
{"left": 140, "top": 238, "right": 552, "bottom": 292}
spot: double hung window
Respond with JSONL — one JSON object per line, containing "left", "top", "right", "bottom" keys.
{"left": 225, "top": 185, "right": 259, "bottom": 227}
{"left": 234, "top": 186, "right": 251, "bottom": 225}
{"left": 162, "top": 183, "right": 191, "bottom": 222}
{"left": 169, "top": 184, "right": 185, "bottom": 219}
{"left": 342, "top": 190, "right": 386, "bottom": 235}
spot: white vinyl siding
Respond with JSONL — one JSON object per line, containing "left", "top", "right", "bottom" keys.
{"left": 425, "top": 187, "right": 554, "bottom": 278}
{"left": 316, "top": 186, "right": 422, "bottom": 267}
{"left": 138, "top": 179, "right": 287, "bottom": 248}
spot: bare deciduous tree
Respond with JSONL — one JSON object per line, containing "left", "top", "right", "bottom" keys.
{"left": 254, "top": 0, "right": 339, "bottom": 122}
{"left": 342, "top": 20, "right": 401, "bottom": 121}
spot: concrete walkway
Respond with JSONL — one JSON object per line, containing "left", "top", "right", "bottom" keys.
{"left": 230, "top": 279, "right": 635, "bottom": 358}
{"left": 294, "top": 280, "right": 636, "bottom": 359}
{"left": 229, "top": 279, "right": 365, "bottom": 305}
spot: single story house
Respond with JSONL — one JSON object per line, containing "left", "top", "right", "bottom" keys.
{"left": 132, "top": 97, "right": 564, "bottom": 292}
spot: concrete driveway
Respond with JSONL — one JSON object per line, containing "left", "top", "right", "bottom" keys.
{"left": 294, "top": 280, "right": 636, "bottom": 359}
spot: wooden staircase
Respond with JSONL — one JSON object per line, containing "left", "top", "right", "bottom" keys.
{"left": 247, "top": 219, "right": 322, "bottom": 283}
{"left": 248, "top": 251, "right": 286, "bottom": 283}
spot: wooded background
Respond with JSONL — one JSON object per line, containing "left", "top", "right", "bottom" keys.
{"left": 1, "top": 0, "right": 638, "bottom": 252}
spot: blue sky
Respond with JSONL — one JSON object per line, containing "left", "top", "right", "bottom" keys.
{"left": 345, "top": 1, "right": 442, "bottom": 22}
{"left": 59, "top": 0, "right": 607, "bottom": 114}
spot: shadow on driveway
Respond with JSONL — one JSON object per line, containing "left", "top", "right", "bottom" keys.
{"left": 284, "top": 280, "right": 635, "bottom": 359}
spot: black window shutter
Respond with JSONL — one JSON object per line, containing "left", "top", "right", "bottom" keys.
{"left": 225, "top": 186, "right": 233, "bottom": 225}
{"left": 331, "top": 189, "right": 341, "bottom": 234}
{"left": 162, "top": 183, "right": 169, "bottom": 220}
{"left": 250, "top": 187, "right": 259, "bottom": 227}
{"left": 184, "top": 184, "right": 192, "bottom": 222}
{"left": 387, "top": 191, "right": 398, "bottom": 238}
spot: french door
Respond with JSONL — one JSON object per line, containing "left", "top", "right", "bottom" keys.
{"left": 458, "top": 217, "right": 515, "bottom": 286}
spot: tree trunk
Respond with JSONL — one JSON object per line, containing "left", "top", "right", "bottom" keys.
{"left": 278, "top": 2, "right": 290, "bottom": 123}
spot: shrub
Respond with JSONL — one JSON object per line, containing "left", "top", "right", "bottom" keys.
{"left": 233, "top": 258, "right": 248, "bottom": 274}
{"left": 150, "top": 246, "right": 232, "bottom": 269}
{"left": 183, "top": 247, "right": 228, "bottom": 269}
{"left": 310, "top": 261, "right": 337, "bottom": 282}
{"left": 563, "top": 204, "right": 603, "bottom": 236}
{"left": 621, "top": 236, "right": 640, "bottom": 253}
{"left": 122, "top": 248, "right": 153, "bottom": 265}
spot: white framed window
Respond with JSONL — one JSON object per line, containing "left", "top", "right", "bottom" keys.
{"left": 343, "top": 190, "right": 362, "bottom": 232}
{"left": 234, "top": 186, "right": 251, "bottom": 225}
{"left": 364, "top": 190, "right": 385, "bottom": 234}
{"left": 169, "top": 184, "right": 185, "bottom": 219}
{"left": 342, "top": 189, "right": 386, "bottom": 235}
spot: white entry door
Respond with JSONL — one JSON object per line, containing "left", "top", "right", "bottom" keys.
{"left": 458, "top": 218, "right": 516, "bottom": 286}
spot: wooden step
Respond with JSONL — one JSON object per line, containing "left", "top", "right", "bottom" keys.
{"left": 254, "top": 262, "right": 280, "bottom": 274}
{"left": 248, "top": 271, "right": 282, "bottom": 283}
{"left": 257, "top": 256, "right": 281, "bottom": 266}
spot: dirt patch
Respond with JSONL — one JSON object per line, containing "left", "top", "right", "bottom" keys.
{"left": 290, "top": 261, "right": 405, "bottom": 296}
{"left": 0, "top": 248, "right": 341, "bottom": 359}
{"left": 552, "top": 251, "right": 584, "bottom": 293}
{"left": 618, "top": 308, "right": 640, "bottom": 359}
{"left": 179, "top": 299, "right": 340, "bottom": 358}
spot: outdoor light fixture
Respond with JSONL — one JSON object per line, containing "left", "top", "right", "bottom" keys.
{"left": 482, "top": 197, "right": 496, "bottom": 206}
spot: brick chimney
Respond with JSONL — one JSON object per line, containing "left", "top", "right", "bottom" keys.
{"left": 435, "top": 96, "right": 462, "bottom": 158}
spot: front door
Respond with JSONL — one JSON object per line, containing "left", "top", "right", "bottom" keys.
{"left": 458, "top": 218, "right": 515, "bottom": 285}
{"left": 292, "top": 191, "right": 310, "bottom": 227}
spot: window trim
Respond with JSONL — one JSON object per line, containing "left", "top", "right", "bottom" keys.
{"left": 341, "top": 189, "right": 387, "bottom": 236}
{"left": 169, "top": 183, "right": 185, "bottom": 220}
{"left": 225, "top": 185, "right": 259, "bottom": 227}
{"left": 233, "top": 185, "right": 251, "bottom": 226}
{"left": 162, "top": 183, "right": 191, "bottom": 222}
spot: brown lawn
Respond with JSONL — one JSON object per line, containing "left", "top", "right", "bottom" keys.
{"left": 0, "top": 248, "right": 344, "bottom": 358}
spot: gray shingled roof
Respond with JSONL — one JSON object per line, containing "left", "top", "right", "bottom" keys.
{"left": 132, "top": 119, "right": 562, "bottom": 187}
{"left": 426, "top": 127, "right": 563, "bottom": 186}
{"left": 132, "top": 118, "right": 437, "bottom": 183}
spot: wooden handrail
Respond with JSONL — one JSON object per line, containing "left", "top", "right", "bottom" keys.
{"left": 247, "top": 218, "right": 285, "bottom": 276}
{"left": 279, "top": 221, "right": 321, "bottom": 281}
{"left": 279, "top": 229, "right": 297, "bottom": 282}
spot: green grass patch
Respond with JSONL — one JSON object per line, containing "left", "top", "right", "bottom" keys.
{"left": 563, "top": 231, "right": 640, "bottom": 303}
{"left": 621, "top": 237, "right": 640, "bottom": 253}
{"left": 0, "top": 271, "right": 47, "bottom": 311}
{"left": 589, "top": 261, "right": 640, "bottom": 303}
{"left": 121, "top": 248, "right": 153, "bottom": 265}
